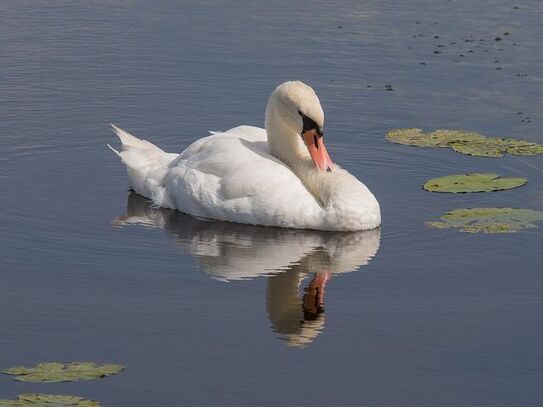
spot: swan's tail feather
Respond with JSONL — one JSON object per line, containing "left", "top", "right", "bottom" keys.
{"left": 109, "top": 124, "right": 178, "bottom": 206}
{"left": 110, "top": 124, "right": 165, "bottom": 153}
{"left": 107, "top": 143, "right": 120, "bottom": 156}
{"left": 111, "top": 123, "right": 140, "bottom": 147}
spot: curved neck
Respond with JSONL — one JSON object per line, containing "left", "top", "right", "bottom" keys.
{"left": 265, "top": 99, "right": 331, "bottom": 206}
{"left": 265, "top": 98, "right": 308, "bottom": 166}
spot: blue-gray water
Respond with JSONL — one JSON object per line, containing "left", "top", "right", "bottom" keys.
{"left": 1, "top": 1, "right": 542, "bottom": 405}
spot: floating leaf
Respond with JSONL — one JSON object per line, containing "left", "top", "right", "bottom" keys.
{"left": 450, "top": 140, "right": 505, "bottom": 157}
{"left": 385, "top": 128, "right": 543, "bottom": 157}
{"left": 505, "top": 139, "right": 543, "bottom": 155}
{"left": 426, "top": 208, "right": 543, "bottom": 233}
{"left": 386, "top": 128, "right": 486, "bottom": 148}
{"left": 0, "top": 394, "right": 99, "bottom": 407}
{"left": 423, "top": 173, "right": 527, "bottom": 193}
{"left": 3, "top": 362, "right": 124, "bottom": 383}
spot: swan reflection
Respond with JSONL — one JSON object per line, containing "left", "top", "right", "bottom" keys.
{"left": 114, "top": 192, "right": 381, "bottom": 347}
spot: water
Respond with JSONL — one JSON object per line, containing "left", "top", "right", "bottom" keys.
{"left": 1, "top": 0, "right": 542, "bottom": 405}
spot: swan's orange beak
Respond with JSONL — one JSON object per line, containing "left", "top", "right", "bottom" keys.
{"left": 302, "top": 129, "right": 334, "bottom": 172}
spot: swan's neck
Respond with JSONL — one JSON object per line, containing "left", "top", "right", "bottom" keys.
{"left": 265, "top": 105, "right": 332, "bottom": 206}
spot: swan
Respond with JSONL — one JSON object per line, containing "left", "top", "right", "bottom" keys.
{"left": 109, "top": 81, "right": 381, "bottom": 231}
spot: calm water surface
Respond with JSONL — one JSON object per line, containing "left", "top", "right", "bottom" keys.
{"left": 1, "top": 1, "right": 543, "bottom": 406}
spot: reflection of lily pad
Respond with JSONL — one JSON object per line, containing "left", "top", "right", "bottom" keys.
{"left": 3, "top": 362, "right": 124, "bottom": 383}
{"left": 424, "top": 173, "right": 527, "bottom": 193}
{"left": 426, "top": 208, "right": 543, "bottom": 233}
{"left": 0, "top": 394, "right": 99, "bottom": 407}
{"left": 385, "top": 128, "right": 543, "bottom": 157}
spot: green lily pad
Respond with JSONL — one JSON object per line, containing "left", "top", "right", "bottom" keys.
{"left": 423, "top": 173, "right": 527, "bottom": 193}
{"left": 385, "top": 128, "right": 543, "bottom": 157}
{"left": 3, "top": 362, "right": 124, "bottom": 383}
{"left": 0, "top": 394, "right": 99, "bottom": 407}
{"left": 426, "top": 208, "right": 543, "bottom": 233}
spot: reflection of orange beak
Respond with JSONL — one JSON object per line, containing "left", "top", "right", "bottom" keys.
{"left": 302, "top": 130, "right": 334, "bottom": 172}
{"left": 302, "top": 272, "right": 331, "bottom": 320}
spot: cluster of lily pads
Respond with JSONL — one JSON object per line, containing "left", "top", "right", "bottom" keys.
{"left": 0, "top": 362, "right": 124, "bottom": 406}
{"left": 385, "top": 128, "right": 543, "bottom": 233}
{"left": 386, "top": 128, "right": 543, "bottom": 157}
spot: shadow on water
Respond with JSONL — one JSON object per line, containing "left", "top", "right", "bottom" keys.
{"left": 113, "top": 191, "right": 380, "bottom": 347}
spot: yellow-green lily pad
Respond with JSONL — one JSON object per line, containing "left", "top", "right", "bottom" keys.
{"left": 385, "top": 128, "right": 543, "bottom": 157}
{"left": 426, "top": 208, "right": 543, "bottom": 233}
{"left": 0, "top": 394, "right": 99, "bottom": 407}
{"left": 3, "top": 362, "right": 124, "bottom": 383}
{"left": 424, "top": 173, "right": 527, "bottom": 193}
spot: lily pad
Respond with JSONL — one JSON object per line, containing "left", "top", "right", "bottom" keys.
{"left": 3, "top": 362, "right": 124, "bottom": 383}
{"left": 385, "top": 128, "right": 543, "bottom": 157}
{"left": 0, "top": 394, "right": 99, "bottom": 407}
{"left": 423, "top": 173, "right": 527, "bottom": 193}
{"left": 426, "top": 208, "right": 543, "bottom": 233}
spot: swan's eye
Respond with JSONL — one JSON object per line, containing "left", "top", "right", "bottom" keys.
{"left": 301, "top": 115, "right": 320, "bottom": 135}
{"left": 297, "top": 110, "right": 303, "bottom": 117}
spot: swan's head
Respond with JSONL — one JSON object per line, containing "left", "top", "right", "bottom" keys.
{"left": 265, "top": 81, "right": 334, "bottom": 172}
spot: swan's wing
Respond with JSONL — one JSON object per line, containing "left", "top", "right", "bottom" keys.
{"left": 161, "top": 125, "right": 324, "bottom": 228}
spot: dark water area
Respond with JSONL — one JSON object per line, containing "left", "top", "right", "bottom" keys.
{"left": 1, "top": 0, "right": 542, "bottom": 405}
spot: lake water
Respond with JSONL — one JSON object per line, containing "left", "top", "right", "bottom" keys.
{"left": 1, "top": 0, "right": 542, "bottom": 405}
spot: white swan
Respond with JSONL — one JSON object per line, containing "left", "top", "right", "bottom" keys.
{"left": 109, "top": 81, "right": 381, "bottom": 231}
